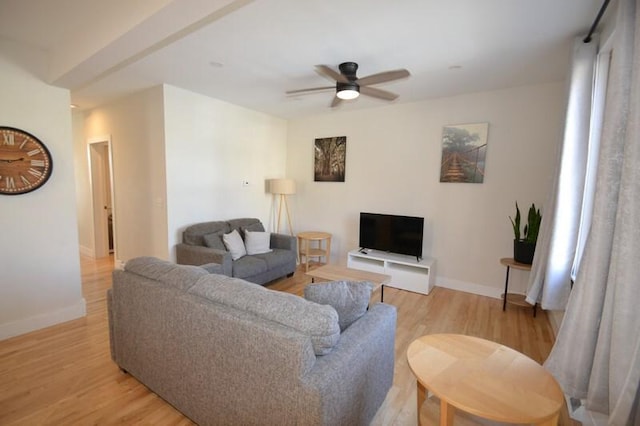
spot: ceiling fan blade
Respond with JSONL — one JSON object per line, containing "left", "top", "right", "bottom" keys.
{"left": 360, "top": 86, "right": 399, "bottom": 101}
{"left": 286, "top": 86, "right": 334, "bottom": 95}
{"left": 356, "top": 69, "right": 410, "bottom": 86}
{"left": 315, "top": 65, "right": 349, "bottom": 83}
{"left": 330, "top": 95, "right": 343, "bottom": 108}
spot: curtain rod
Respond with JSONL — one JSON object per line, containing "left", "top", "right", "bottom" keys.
{"left": 584, "top": 0, "right": 611, "bottom": 43}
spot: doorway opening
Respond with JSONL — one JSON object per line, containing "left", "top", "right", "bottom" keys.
{"left": 88, "top": 137, "right": 116, "bottom": 259}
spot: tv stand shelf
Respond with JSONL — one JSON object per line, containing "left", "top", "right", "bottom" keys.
{"left": 347, "top": 249, "right": 436, "bottom": 295}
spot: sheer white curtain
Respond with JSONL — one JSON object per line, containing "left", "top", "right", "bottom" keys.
{"left": 571, "top": 51, "right": 610, "bottom": 280}
{"left": 545, "top": 0, "right": 640, "bottom": 423}
{"left": 525, "top": 37, "right": 598, "bottom": 310}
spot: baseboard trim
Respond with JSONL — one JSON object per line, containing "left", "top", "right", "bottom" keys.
{"left": 436, "top": 277, "right": 504, "bottom": 300}
{"left": 0, "top": 299, "right": 87, "bottom": 341}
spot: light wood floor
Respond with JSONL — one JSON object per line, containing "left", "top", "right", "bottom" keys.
{"left": 0, "top": 256, "right": 576, "bottom": 425}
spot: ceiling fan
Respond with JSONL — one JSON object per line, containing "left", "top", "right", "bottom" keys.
{"left": 286, "top": 62, "right": 410, "bottom": 107}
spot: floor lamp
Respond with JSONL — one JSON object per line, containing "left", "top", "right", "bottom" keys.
{"left": 268, "top": 178, "right": 296, "bottom": 235}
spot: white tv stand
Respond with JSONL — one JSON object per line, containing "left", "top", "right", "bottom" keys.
{"left": 347, "top": 249, "right": 436, "bottom": 295}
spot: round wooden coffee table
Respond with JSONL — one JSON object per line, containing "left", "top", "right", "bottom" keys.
{"left": 407, "top": 334, "right": 564, "bottom": 426}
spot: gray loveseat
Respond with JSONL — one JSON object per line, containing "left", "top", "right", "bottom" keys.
{"left": 108, "top": 257, "right": 397, "bottom": 426}
{"left": 176, "top": 218, "right": 296, "bottom": 285}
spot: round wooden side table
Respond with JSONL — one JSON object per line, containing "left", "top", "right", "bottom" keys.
{"left": 297, "top": 231, "right": 331, "bottom": 272}
{"left": 407, "top": 334, "right": 564, "bottom": 426}
{"left": 500, "top": 257, "right": 536, "bottom": 316}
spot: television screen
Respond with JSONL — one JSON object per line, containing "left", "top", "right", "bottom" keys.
{"left": 359, "top": 212, "right": 424, "bottom": 259}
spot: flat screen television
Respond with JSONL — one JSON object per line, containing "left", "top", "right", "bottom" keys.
{"left": 359, "top": 212, "right": 424, "bottom": 261}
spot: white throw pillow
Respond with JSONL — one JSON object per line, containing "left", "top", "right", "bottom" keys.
{"left": 222, "top": 229, "right": 247, "bottom": 260}
{"left": 244, "top": 230, "right": 272, "bottom": 255}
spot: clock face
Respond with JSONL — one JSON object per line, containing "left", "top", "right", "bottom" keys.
{"left": 0, "top": 127, "right": 53, "bottom": 195}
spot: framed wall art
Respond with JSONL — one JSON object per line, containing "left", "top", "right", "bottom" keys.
{"left": 439, "top": 123, "right": 489, "bottom": 183}
{"left": 314, "top": 136, "right": 346, "bottom": 182}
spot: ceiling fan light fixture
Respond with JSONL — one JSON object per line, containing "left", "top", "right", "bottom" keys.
{"left": 336, "top": 81, "right": 359, "bottom": 100}
{"left": 290, "top": 62, "right": 409, "bottom": 107}
{"left": 337, "top": 89, "right": 359, "bottom": 100}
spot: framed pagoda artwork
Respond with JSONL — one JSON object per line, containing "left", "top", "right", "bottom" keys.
{"left": 439, "top": 123, "right": 489, "bottom": 183}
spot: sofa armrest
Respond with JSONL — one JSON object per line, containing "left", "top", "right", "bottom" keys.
{"left": 270, "top": 233, "right": 297, "bottom": 252}
{"left": 107, "top": 288, "right": 116, "bottom": 362}
{"left": 200, "top": 262, "right": 224, "bottom": 274}
{"left": 299, "top": 303, "right": 397, "bottom": 425}
{"left": 175, "top": 244, "right": 232, "bottom": 276}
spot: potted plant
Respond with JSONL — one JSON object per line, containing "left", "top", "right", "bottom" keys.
{"left": 509, "top": 202, "right": 542, "bottom": 264}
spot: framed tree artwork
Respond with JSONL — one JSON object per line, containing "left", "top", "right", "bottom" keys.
{"left": 439, "top": 123, "right": 489, "bottom": 183}
{"left": 314, "top": 136, "right": 346, "bottom": 182}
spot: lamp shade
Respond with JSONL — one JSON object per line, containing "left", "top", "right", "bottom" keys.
{"left": 268, "top": 178, "right": 296, "bottom": 195}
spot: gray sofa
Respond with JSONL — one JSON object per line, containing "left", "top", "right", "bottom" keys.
{"left": 107, "top": 257, "right": 397, "bottom": 426}
{"left": 175, "top": 218, "right": 296, "bottom": 285}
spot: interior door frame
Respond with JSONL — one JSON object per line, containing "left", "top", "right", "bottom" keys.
{"left": 87, "top": 135, "right": 116, "bottom": 259}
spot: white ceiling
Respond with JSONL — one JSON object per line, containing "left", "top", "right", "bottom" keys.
{"left": 0, "top": 0, "right": 604, "bottom": 119}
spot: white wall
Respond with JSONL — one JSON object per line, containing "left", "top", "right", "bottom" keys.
{"left": 163, "top": 85, "right": 288, "bottom": 260}
{"left": 75, "top": 84, "right": 288, "bottom": 264}
{"left": 80, "top": 87, "right": 168, "bottom": 263}
{"left": 287, "top": 82, "right": 565, "bottom": 297}
{"left": 0, "top": 39, "right": 85, "bottom": 340}
{"left": 73, "top": 110, "right": 94, "bottom": 256}
{"left": 73, "top": 79, "right": 562, "bottom": 299}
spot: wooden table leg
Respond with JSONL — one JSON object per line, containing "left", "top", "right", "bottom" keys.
{"left": 440, "top": 400, "right": 455, "bottom": 426}
{"left": 503, "top": 265, "right": 510, "bottom": 311}
{"left": 417, "top": 381, "right": 426, "bottom": 426}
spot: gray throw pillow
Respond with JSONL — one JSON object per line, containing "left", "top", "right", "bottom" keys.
{"left": 203, "top": 232, "right": 226, "bottom": 251}
{"left": 304, "top": 280, "right": 374, "bottom": 331}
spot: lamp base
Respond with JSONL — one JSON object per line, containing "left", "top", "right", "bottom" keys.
{"left": 276, "top": 194, "right": 294, "bottom": 236}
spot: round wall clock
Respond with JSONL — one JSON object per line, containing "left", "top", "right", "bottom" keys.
{"left": 0, "top": 126, "right": 53, "bottom": 195}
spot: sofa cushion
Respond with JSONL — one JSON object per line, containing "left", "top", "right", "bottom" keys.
{"left": 189, "top": 274, "right": 340, "bottom": 355}
{"left": 244, "top": 230, "right": 272, "bottom": 255}
{"left": 223, "top": 229, "right": 247, "bottom": 260}
{"left": 304, "top": 281, "right": 374, "bottom": 331}
{"left": 200, "top": 262, "right": 224, "bottom": 274}
{"left": 203, "top": 232, "right": 226, "bottom": 251}
{"left": 240, "top": 221, "right": 265, "bottom": 236}
{"left": 183, "top": 221, "right": 230, "bottom": 246}
{"left": 253, "top": 249, "right": 296, "bottom": 269}
{"left": 124, "top": 257, "right": 209, "bottom": 292}
{"left": 233, "top": 255, "right": 268, "bottom": 279}
{"left": 228, "top": 218, "right": 263, "bottom": 235}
